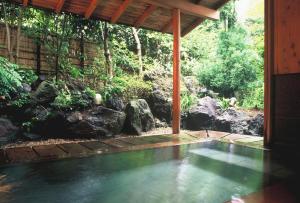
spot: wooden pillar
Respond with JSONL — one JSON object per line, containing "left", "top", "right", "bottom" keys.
{"left": 172, "top": 8, "right": 181, "bottom": 134}
{"left": 264, "top": 0, "right": 274, "bottom": 147}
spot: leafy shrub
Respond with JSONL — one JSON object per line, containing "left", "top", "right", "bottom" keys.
{"left": 0, "top": 57, "right": 38, "bottom": 103}
{"left": 198, "top": 27, "right": 259, "bottom": 97}
{"left": 0, "top": 57, "right": 23, "bottom": 99}
{"left": 10, "top": 93, "right": 31, "bottom": 108}
{"left": 102, "top": 75, "right": 152, "bottom": 102}
{"left": 69, "top": 66, "right": 83, "bottom": 79}
{"left": 240, "top": 81, "right": 264, "bottom": 110}
{"left": 52, "top": 90, "right": 73, "bottom": 109}
{"left": 218, "top": 97, "right": 230, "bottom": 110}
{"left": 84, "top": 87, "right": 96, "bottom": 99}
{"left": 181, "top": 92, "right": 197, "bottom": 112}
{"left": 51, "top": 84, "right": 95, "bottom": 110}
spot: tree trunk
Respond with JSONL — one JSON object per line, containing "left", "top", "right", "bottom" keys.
{"left": 55, "top": 18, "right": 59, "bottom": 81}
{"left": 36, "top": 39, "right": 41, "bottom": 76}
{"left": 132, "top": 27, "right": 143, "bottom": 77}
{"left": 80, "top": 32, "right": 85, "bottom": 70}
{"left": 15, "top": 8, "right": 24, "bottom": 64}
{"left": 3, "top": 4, "right": 13, "bottom": 62}
{"left": 103, "top": 22, "right": 113, "bottom": 79}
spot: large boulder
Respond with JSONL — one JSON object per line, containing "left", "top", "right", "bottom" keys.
{"left": 66, "top": 106, "right": 126, "bottom": 138}
{"left": 147, "top": 89, "right": 172, "bottom": 124}
{"left": 32, "top": 81, "right": 58, "bottom": 104}
{"left": 0, "top": 118, "right": 19, "bottom": 146}
{"left": 182, "top": 97, "right": 220, "bottom": 130}
{"left": 248, "top": 113, "right": 264, "bottom": 136}
{"left": 215, "top": 108, "right": 251, "bottom": 135}
{"left": 29, "top": 106, "right": 69, "bottom": 137}
{"left": 123, "top": 99, "right": 155, "bottom": 135}
{"left": 106, "top": 96, "right": 125, "bottom": 111}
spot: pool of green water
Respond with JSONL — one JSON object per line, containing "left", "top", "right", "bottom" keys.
{"left": 0, "top": 141, "right": 291, "bottom": 203}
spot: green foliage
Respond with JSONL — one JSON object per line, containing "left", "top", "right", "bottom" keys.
{"left": 10, "top": 92, "right": 31, "bottom": 108}
{"left": 181, "top": 92, "right": 197, "bottom": 112}
{"left": 240, "top": 81, "right": 264, "bottom": 110}
{"left": 112, "top": 40, "right": 140, "bottom": 73}
{"left": 16, "top": 69, "right": 38, "bottom": 85}
{"left": 84, "top": 87, "right": 96, "bottom": 98}
{"left": 218, "top": 98, "right": 230, "bottom": 110}
{"left": 52, "top": 90, "right": 72, "bottom": 109}
{"left": 198, "top": 27, "right": 260, "bottom": 97}
{"left": 69, "top": 66, "right": 83, "bottom": 79}
{"left": 51, "top": 81, "right": 94, "bottom": 110}
{"left": 1, "top": 1, "right": 264, "bottom": 111}
{"left": 0, "top": 57, "right": 22, "bottom": 99}
{"left": 22, "top": 121, "right": 33, "bottom": 132}
{"left": 102, "top": 75, "right": 152, "bottom": 102}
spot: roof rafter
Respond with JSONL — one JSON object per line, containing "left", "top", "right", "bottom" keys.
{"left": 144, "top": 0, "right": 219, "bottom": 20}
{"left": 55, "top": 0, "right": 65, "bottom": 13}
{"left": 23, "top": 0, "right": 29, "bottom": 6}
{"left": 85, "top": 0, "right": 100, "bottom": 19}
{"left": 181, "top": 0, "right": 230, "bottom": 36}
{"left": 111, "top": 0, "right": 133, "bottom": 24}
{"left": 161, "top": 20, "right": 172, "bottom": 33}
{"left": 134, "top": 4, "right": 157, "bottom": 28}
{"left": 181, "top": 18, "right": 204, "bottom": 36}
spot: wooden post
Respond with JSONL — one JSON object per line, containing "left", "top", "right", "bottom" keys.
{"left": 264, "top": 0, "right": 274, "bottom": 147}
{"left": 172, "top": 8, "right": 181, "bottom": 134}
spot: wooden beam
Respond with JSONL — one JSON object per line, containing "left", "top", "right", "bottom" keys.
{"left": 134, "top": 5, "right": 157, "bottom": 28}
{"left": 144, "top": 0, "right": 219, "bottom": 20}
{"left": 111, "top": 0, "right": 133, "bottom": 24}
{"left": 181, "top": 18, "right": 204, "bottom": 37}
{"left": 85, "top": 0, "right": 99, "bottom": 19}
{"left": 55, "top": 0, "right": 65, "bottom": 13}
{"left": 23, "top": 0, "right": 29, "bottom": 6}
{"left": 161, "top": 20, "right": 172, "bottom": 33}
{"left": 264, "top": 0, "right": 275, "bottom": 147}
{"left": 172, "top": 8, "right": 181, "bottom": 134}
{"left": 182, "top": 0, "right": 230, "bottom": 37}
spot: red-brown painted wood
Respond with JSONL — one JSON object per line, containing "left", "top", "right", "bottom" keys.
{"left": 264, "top": 0, "right": 274, "bottom": 147}
{"left": 23, "top": 0, "right": 28, "bottom": 6}
{"left": 55, "top": 0, "right": 65, "bottom": 13}
{"left": 161, "top": 20, "right": 172, "bottom": 33}
{"left": 274, "top": 0, "right": 300, "bottom": 74}
{"left": 85, "top": 0, "right": 99, "bottom": 19}
{"left": 10, "top": 0, "right": 228, "bottom": 35}
{"left": 172, "top": 8, "right": 181, "bottom": 134}
{"left": 134, "top": 4, "right": 156, "bottom": 28}
{"left": 111, "top": 0, "right": 133, "bottom": 24}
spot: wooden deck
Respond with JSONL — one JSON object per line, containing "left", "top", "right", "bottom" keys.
{"left": 0, "top": 131, "right": 263, "bottom": 165}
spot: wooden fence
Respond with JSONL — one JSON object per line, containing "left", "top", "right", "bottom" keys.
{"left": 0, "top": 23, "right": 101, "bottom": 75}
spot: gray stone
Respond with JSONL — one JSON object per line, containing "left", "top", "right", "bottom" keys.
{"left": 0, "top": 118, "right": 19, "bottom": 146}
{"left": 106, "top": 96, "right": 125, "bottom": 111}
{"left": 123, "top": 99, "right": 155, "bottom": 135}
{"left": 32, "top": 81, "right": 58, "bottom": 104}
{"left": 67, "top": 106, "right": 126, "bottom": 138}
{"left": 154, "top": 118, "right": 169, "bottom": 128}
{"left": 182, "top": 97, "right": 219, "bottom": 130}
{"left": 215, "top": 108, "right": 251, "bottom": 135}
{"left": 248, "top": 113, "right": 264, "bottom": 136}
{"left": 22, "top": 133, "right": 42, "bottom": 141}
{"left": 147, "top": 89, "right": 172, "bottom": 124}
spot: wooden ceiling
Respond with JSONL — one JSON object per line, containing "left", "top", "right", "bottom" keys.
{"left": 11, "top": 0, "right": 230, "bottom": 36}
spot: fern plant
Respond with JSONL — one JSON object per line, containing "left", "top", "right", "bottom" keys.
{"left": 0, "top": 57, "right": 23, "bottom": 99}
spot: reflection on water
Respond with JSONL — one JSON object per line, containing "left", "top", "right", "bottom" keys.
{"left": 0, "top": 141, "right": 292, "bottom": 203}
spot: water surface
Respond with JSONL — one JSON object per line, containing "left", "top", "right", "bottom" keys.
{"left": 0, "top": 141, "right": 290, "bottom": 203}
